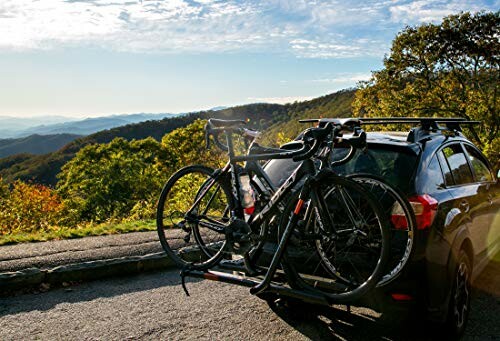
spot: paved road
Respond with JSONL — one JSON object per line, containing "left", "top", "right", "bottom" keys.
{"left": 1, "top": 256, "right": 499, "bottom": 341}
{"left": 0, "top": 231, "right": 162, "bottom": 272}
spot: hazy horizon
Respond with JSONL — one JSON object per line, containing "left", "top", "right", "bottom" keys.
{"left": 1, "top": 1, "right": 497, "bottom": 118}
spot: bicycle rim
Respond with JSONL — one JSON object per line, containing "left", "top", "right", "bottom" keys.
{"left": 280, "top": 175, "right": 390, "bottom": 303}
{"left": 347, "top": 173, "right": 415, "bottom": 286}
{"left": 156, "top": 165, "right": 233, "bottom": 269}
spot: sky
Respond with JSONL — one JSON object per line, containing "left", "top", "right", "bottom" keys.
{"left": 0, "top": 0, "right": 498, "bottom": 118}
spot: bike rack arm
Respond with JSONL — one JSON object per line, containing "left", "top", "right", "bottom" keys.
{"left": 182, "top": 268, "right": 331, "bottom": 306}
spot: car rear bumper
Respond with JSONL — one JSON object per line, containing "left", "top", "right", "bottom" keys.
{"left": 356, "top": 259, "right": 450, "bottom": 322}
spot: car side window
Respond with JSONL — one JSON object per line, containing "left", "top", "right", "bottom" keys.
{"left": 442, "top": 144, "right": 474, "bottom": 185}
{"left": 437, "top": 151, "right": 454, "bottom": 186}
{"left": 464, "top": 145, "right": 493, "bottom": 182}
{"left": 420, "top": 155, "right": 445, "bottom": 193}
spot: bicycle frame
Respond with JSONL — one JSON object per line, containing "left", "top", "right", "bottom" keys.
{"left": 182, "top": 128, "right": 343, "bottom": 296}
{"left": 175, "top": 118, "right": 388, "bottom": 306}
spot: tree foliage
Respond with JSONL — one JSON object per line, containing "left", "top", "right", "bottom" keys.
{"left": 55, "top": 120, "right": 225, "bottom": 224}
{"left": 56, "top": 137, "right": 167, "bottom": 223}
{"left": 161, "top": 119, "right": 225, "bottom": 169}
{"left": 353, "top": 11, "right": 499, "bottom": 164}
{"left": 0, "top": 179, "right": 65, "bottom": 235}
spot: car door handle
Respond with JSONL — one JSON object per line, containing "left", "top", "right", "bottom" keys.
{"left": 459, "top": 200, "right": 470, "bottom": 213}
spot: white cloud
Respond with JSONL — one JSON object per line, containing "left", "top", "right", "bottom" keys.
{"left": 290, "top": 38, "right": 388, "bottom": 58}
{"left": 0, "top": 0, "right": 497, "bottom": 57}
{"left": 389, "top": 0, "right": 495, "bottom": 24}
{"left": 310, "top": 73, "right": 372, "bottom": 84}
{"left": 247, "top": 95, "right": 315, "bottom": 104}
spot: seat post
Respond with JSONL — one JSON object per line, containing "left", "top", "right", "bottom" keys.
{"left": 225, "top": 131, "right": 244, "bottom": 218}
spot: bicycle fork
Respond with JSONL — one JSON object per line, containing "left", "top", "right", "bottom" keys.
{"left": 249, "top": 181, "right": 311, "bottom": 296}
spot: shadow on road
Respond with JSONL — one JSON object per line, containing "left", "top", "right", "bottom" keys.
{"left": 0, "top": 270, "right": 200, "bottom": 317}
{"left": 269, "top": 253, "right": 500, "bottom": 341}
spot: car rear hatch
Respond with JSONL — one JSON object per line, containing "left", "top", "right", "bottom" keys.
{"left": 262, "top": 132, "right": 421, "bottom": 285}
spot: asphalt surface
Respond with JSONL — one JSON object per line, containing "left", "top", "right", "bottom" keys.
{"left": 0, "top": 231, "right": 161, "bottom": 273}
{"left": 0, "top": 256, "right": 499, "bottom": 341}
{"left": 1, "top": 232, "right": 499, "bottom": 340}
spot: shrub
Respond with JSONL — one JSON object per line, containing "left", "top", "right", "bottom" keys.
{"left": 0, "top": 180, "right": 65, "bottom": 235}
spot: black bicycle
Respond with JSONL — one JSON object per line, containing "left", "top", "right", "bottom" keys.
{"left": 157, "top": 118, "right": 390, "bottom": 303}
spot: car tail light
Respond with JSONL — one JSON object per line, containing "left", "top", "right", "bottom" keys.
{"left": 391, "top": 194, "right": 438, "bottom": 230}
{"left": 390, "top": 202, "right": 408, "bottom": 230}
{"left": 391, "top": 293, "right": 413, "bottom": 301}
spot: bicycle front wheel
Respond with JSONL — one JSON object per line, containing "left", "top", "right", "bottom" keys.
{"left": 156, "top": 165, "right": 234, "bottom": 270}
{"left": 280, "top": 175, "right": 390, "bottom": 303}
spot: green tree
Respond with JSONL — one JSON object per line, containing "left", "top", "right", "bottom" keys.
{"left": 161, "top": 119, "right": 225, "bottom": 168}
{"left": 57, "top": 137, "right": 167, "bottom": 222}
{"left": 353, "top": 11, "right": 499, "bottom": 164}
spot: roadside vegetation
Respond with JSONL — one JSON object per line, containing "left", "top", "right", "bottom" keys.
{"left": 353, "top": 11, "right": 499, "bottom": 166}
{"left": 0, "top": 120, "right": 225, "bottom": 245}
{"left": 0, "top": 11, "right": 497, "bottom": 245}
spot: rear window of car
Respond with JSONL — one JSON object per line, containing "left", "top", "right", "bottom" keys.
{"left": 330, "top": 145, "right": 418, "bottom": 194}
{"left": 418, "top": 155, "right": 445, "bottom": 193}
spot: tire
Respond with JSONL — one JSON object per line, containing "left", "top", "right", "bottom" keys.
{"left": 443, "top": 250, "right": 472, "bottom": 339}
{"left": 156, "top": 165, "right": 234, "bottom": 270}
{"left": 280, "top": 175, "right": 390, "bottom": 303}
{"left": 347, "top": 173, "right": 416, "bottom": 286}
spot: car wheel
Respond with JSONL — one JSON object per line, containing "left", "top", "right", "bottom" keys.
{"left": 263, "top": 295, "right": 317, "bottom": 321}
{"left": 445, "top": 250, "right": 472, "bottom": 339}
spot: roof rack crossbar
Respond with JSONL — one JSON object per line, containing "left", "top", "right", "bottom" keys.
{"left": 360, "top": 119, "right": 480, "bottom": 132}
{"left": 358, "top": 117, "right": 468, "bottom": 122}
{"left": 300, "top": 117, "right": 480, "bottom": 130}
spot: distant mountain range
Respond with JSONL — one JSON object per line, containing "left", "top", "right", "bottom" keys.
{"left": 0, "top": 90, "right": 356, "bottom": 185}
{"left": 0, "top": 113, "right": 177, "bottom": 138}
{"left": 0, "top": 116, "right": 78, "bottom": 138}
{"left": 0, "top": 134, "right": 83, "bottom": 159}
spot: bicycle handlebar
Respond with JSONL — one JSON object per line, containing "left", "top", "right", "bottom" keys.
{"left": 205, "top": 118, "right": 265, "bottom": 152}
{"left": 292, "top": 123, "right": 335, "bottom": 162}
{"left": 203, "top": 117, "right": 363, "bottom": 163}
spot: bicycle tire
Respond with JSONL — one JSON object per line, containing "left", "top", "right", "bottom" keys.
{"left": 280, "top": 174, "right": 390, "bottom": 303}
{"left": 347, "top": 173, "right": 416, "bottom": 286}
{"left": 156, "top": 165, "right": 234, "bottom": 270}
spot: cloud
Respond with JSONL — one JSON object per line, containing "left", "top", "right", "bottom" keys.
{"left": 389, "top": 0, "right": 495, "bottom": 24}
{"left": 310, "top": 73, "right": 372, "bottom": 84}
{"left": 289, "top": 38, "right": 387, "bottom": 58}
{"left": 0, "top": 0, "right": 497, "bottom": 57}
{"left": 247, "top": 95, "right": 315, "bottom": 104}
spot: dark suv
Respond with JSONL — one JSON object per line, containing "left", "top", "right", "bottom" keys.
{"left": 263, "top": 118, "right": 500, "bottom": 337}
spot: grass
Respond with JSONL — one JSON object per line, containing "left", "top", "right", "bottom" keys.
{"left": 0, "top": 219, "right": 156, "bottom": 246}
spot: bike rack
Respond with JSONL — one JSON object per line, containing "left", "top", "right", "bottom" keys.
{"left": 182, "top": 268, "right": 331, "bottom": 306}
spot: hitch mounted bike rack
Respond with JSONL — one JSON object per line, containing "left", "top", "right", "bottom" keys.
{"left": 181, "top": 268, "right": 331, "bottom": 307}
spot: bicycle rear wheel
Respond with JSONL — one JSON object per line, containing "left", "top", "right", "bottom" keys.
{"left": 347, "top": 173, "right": 416, "bottom": 286}
{"left": 156, "top": 165, "right": 233, "bottom": 269}
{"left": 280, "top": 175, "right": 390, "bottom": 303}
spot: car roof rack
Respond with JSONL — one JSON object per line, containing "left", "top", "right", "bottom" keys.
{"left": 358, "top": 117, "right": 481, "bottom": 143}
{"left": 356, "top": 117, "right": 480, "bottom": 131}
{"left": 300, "top": 117, "right": 481, "bottom": 143}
